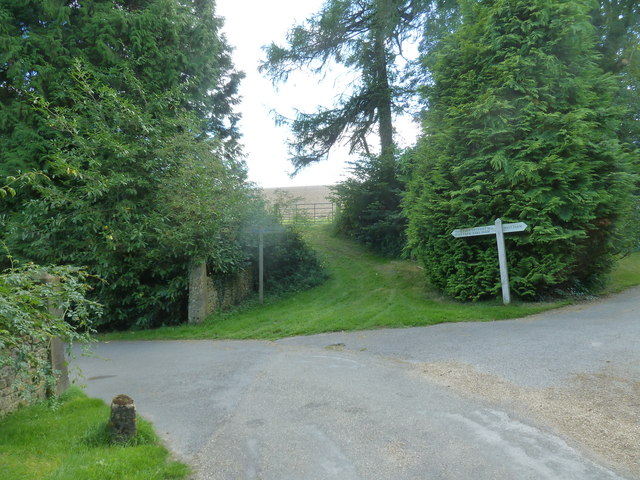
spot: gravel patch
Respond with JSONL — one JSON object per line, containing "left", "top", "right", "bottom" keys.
{"left": 416, "top": 362, "right": 640, "bottom": 478}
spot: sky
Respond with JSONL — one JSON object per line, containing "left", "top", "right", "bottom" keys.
{"left": 215, "top": 0, "right": 420, "bottom": 189}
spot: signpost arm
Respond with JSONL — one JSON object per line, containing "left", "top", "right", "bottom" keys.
{"left": 259, "top": 228, "right": 264, "bottom": 304}
{"left": 495, "top": 218, "right": 511, "bottom": 305}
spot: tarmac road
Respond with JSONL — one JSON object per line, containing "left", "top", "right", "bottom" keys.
{"left": 74, "top": 286, "right": 640, "bottom": 479}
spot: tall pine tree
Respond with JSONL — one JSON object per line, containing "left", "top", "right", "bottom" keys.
{"left": 261, "top": 0, "right": 431, "bottom": 168}
{"left": 261, "top": 1, "right": 450, "bottom": 256}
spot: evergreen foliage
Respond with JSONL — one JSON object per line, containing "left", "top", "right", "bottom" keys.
{"left": 0, "top": 2, "right": 329, "bottom": 329}
{"left": 332, "top": 155, "right": 407, "bottom": 257}
{"left": 260, "top": 0, "right": 431, "bottom": 168}
{"left": 261, "top": 1, "right": 443, "bottom": 255}
{"left": 4, "top": 63, "right": 253, "bottom": 330}
{"left": 0, "top": 0, "right": 243, "bottom": 177}
{"left": 590, "top": 1, "right": 640, "bottom": 249}
{"left": 405, "top": 0, "right": 635, "bottom": 300}
{"left": 0, "top": 1, "right": 261, "bottom": 330}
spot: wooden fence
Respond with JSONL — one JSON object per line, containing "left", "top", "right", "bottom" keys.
{"left": 279, "top": 203, "right": 337, "bottom": 224}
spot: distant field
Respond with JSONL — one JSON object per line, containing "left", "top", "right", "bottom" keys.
{"left": 262, "top": 185, "right": 334, "bottom": 205}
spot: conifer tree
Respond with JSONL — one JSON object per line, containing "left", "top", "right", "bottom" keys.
{"left": 405, "top": 0, "right": 634, "bottom": 300}
{"left": 0, "top": 1, "right": 249, "bottom": 328}
{"left": 261, "top": 1, "right": 455, "bottom": 256}
{"left": 0, "top": 0, "right": 242, "bottom": 177}
{"left": 5, "top": 63, "right": 252, "bottom": 330}
{"left": 260, "top": 0, "right": 430, "bottom": 169}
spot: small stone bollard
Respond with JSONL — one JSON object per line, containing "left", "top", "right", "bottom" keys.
{"left": 109, "top": 394, "right": 136, "bottom": 442}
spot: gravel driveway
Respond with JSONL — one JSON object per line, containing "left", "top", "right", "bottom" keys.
{"left": 75, "top": 286, "right": 640, "bottom": 479}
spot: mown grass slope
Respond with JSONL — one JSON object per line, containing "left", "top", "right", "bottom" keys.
{"left": 99, "top": 226, "right": 640, "bottom": 341}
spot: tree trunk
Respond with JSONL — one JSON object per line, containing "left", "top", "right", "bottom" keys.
{"left": 373, "top": 7, "right": 395, "bottom": 165}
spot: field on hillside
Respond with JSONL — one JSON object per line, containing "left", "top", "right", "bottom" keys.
{"left": 262, "top": 185, "right": 334, "bottom": 205}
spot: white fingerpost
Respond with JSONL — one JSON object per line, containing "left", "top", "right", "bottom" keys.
{"left": 494, "top": 218, "right": 511, "bottom": 305}
{"left": 451, "top": 218, "right": 528, "bottom": 305}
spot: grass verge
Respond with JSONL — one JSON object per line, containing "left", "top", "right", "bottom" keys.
{"left": 603, "top": 250, "right": 640, "bottom": 294}
{"left": 102, "top": 226, "right": 640, "bottom": 342}
{"left": 0, "top": 387, "right": 189, "bottom": 480}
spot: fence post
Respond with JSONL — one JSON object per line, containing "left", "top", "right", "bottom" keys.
{"left": 259, "top": 229, "right": 264, "bottom": 304}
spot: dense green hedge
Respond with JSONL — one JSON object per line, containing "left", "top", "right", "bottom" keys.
{"left": 2, "top": 66, "right": 254, "bottom": 331}
{"left": 405, "top": 0, "right": 635, "bottom": 300}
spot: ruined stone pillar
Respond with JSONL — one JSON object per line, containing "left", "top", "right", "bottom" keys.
{"left": 34, "top": 272, "right": 70, "bottom": 396}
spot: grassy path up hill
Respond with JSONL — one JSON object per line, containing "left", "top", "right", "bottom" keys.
{"left": 100, "top": 226, "right": 640, "bottom": 341}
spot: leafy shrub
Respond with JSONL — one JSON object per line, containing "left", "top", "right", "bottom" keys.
{"left": 256, "top": 227, "right": 328, "bottom": 296}
{"left": 0, "top": 259, "right": 100, "bottom": 400}
{"left": 243, "top": 194, "right": 328, "bottom": 297}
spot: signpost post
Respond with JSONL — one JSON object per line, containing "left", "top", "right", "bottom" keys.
{"left": 247, "top": 225, "right": 286, "bottom": 304}
{"left": 451, "top": 219, "right": 528, "bottom": 305}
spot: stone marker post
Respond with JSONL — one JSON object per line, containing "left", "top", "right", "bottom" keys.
{"left": 109, "top": 394, "right": 136, "bottom": 442}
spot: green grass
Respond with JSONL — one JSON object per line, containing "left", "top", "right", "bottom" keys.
{"left": 103, "top": 226, "right": 640, "bottom": 342}
{"left": 0, "top": 388, "right": 189, "bottom": 480}
{"left": 603, "top": 250, "right": 640, "bottom": 294}
{"left": 102, "top": 228, "right": 640, "bottom": 342}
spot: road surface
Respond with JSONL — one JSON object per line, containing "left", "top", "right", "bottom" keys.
{"left": 74, "top": 286, "right": 640, "bottom": 479}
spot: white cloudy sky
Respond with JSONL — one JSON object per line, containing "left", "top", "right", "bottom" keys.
{"left": 216, "top": 0, "right": 420, "bottom": 188}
